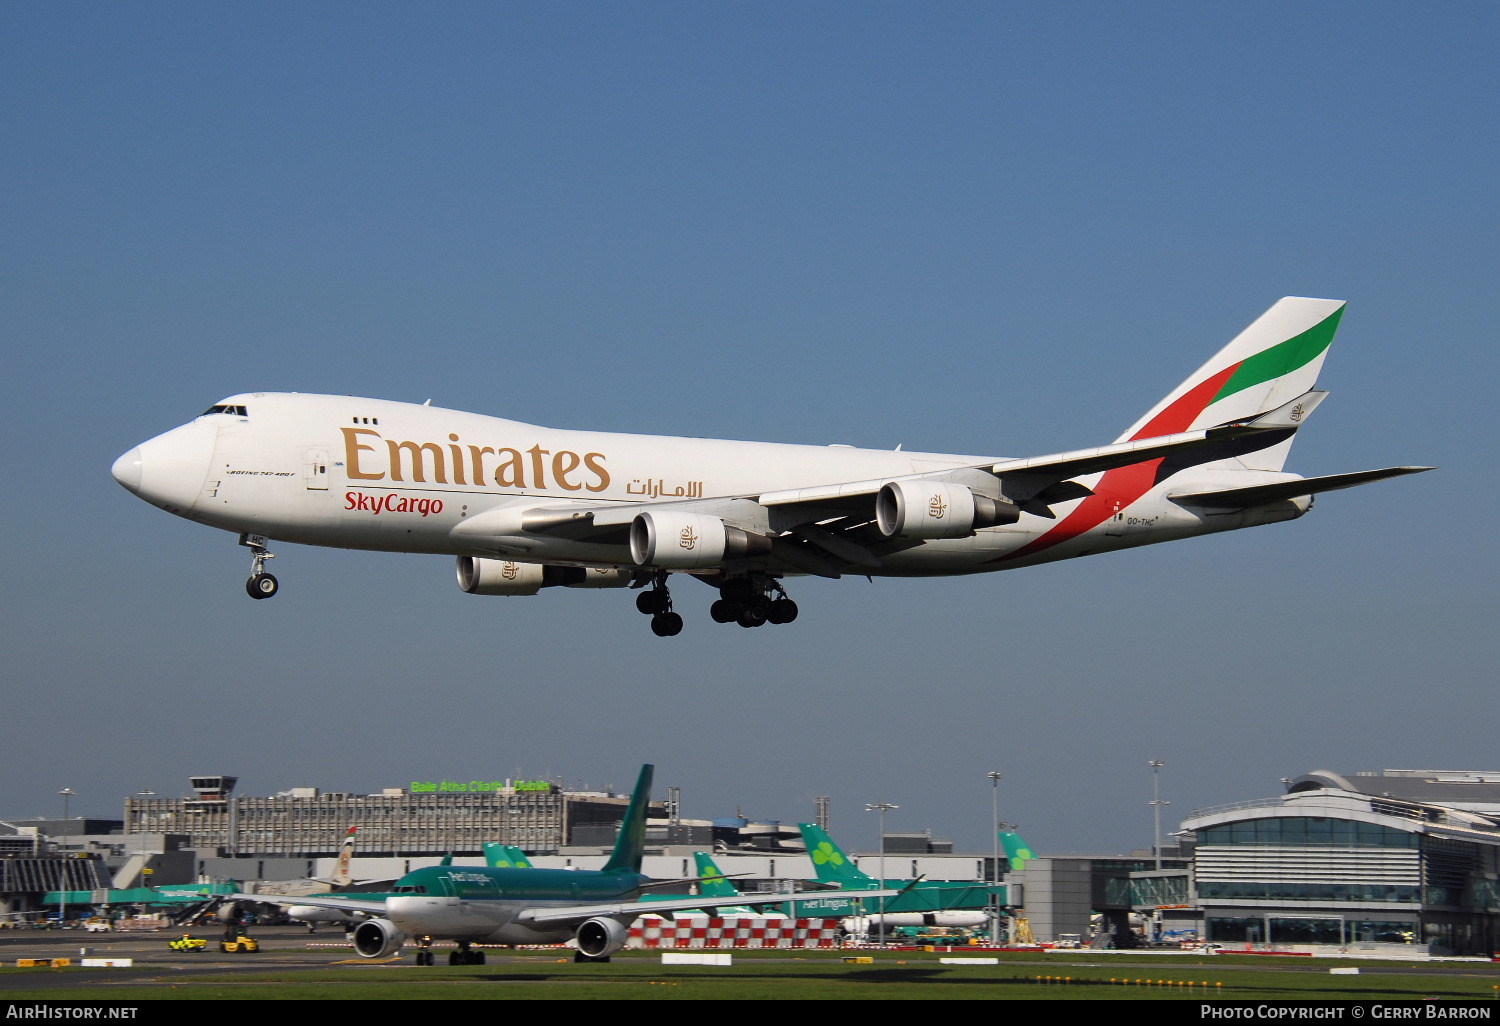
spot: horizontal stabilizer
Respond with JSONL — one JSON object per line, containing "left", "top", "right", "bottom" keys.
{"left": 1223, "top": 389, "right": 1328, "bottom": 431}
{"left": 1170, "top": 466, "right": 1433, "bottom": 509}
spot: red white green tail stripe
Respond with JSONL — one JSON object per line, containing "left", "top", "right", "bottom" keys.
{"left": 999, "top": 298, "right": 1345, "bottom": 563}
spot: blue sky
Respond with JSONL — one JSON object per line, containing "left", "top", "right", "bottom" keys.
{"left": 3, "top": 2, "right": 1494, "bottom": 855}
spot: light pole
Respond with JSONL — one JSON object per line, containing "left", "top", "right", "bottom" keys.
{"left": 56, "top": 788, "right": 76, "bottom": 928}
{"left": 864, "top": 802, "right": 898, "bottom": 943}
{"left": 988, "top": 771, "right": 1003, "bottom": 945}
{"left": 1148, "top": 760, "right": 1168, "bottom": 871}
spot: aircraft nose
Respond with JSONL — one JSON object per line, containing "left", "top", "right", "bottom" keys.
{"left": 111, "top": 448, "right": 144, "bottom": 494}
{"left": 112, "top": 422, "right": 218, "bottom": 512}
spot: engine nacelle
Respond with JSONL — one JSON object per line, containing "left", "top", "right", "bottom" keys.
{"left": 561, "top": 566, "right": 634, "bottom": 589}
{"left": 875, "top": 480, "right": 1019, "bottom": 539}
{"left": 352, "top": 918, "right": 407, "bottom": 958}
{"left": 629, "top": 511, "right": 771, "bottom": 570}
{"left": 456, "top": 558, "right": 632, "bottom": 595}
{"left": 575, "top": 917, "right": 630, "bottom": 959}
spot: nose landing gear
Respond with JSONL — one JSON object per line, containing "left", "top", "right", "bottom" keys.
{"left": 240, "top": 533, "right": 278, "bottom": 599}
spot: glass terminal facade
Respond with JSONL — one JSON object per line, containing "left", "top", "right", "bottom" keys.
{"left": 1182, "top": 795, "right": 1500, "bottom": 955}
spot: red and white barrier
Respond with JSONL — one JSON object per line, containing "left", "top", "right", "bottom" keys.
{"left": 630, "top": 915, "right": 843, "bottom": 949}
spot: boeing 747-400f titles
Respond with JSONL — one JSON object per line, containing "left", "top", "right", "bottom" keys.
{"left": 236, "top": 765, "right": 898, "bottom": 963}
{"left": 112, "top": 298, "right": 1429, "bottom": 636}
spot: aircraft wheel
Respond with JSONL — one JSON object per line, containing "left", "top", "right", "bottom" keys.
{"left": 246, "top": 573, "right": 278, "bottom": 599}
{"left": 737, "top": 606, "right": 767, "bottom": 628}
{"left": 471, "top": 950, "right": 486, "bottom": 965}
{"left": 650, "top": 612, "right": 683, "bottom": 637}
{"left": 768, "top": 598, "right": 798, "bottom": 624}
{"left": 710, "top": 599, "right": 740, "bottom": 623}
{"left": 636, "top": 590, "right": 668, "bottom": 615}
{"left": 447, "top": 950, "right": 461, "bottom": 965}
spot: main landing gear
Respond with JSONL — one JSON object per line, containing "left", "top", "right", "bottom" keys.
{"left": 447, "top": 940, "right": 486, "bottom": 965}
{"left": 634, "top": 573, "right": 683, "bottom": 637}
{"left": 710, "top": 576, "right": 797, "bottom": 629}
{"left": 635, "top": 574, "right": 798, "bottom": 636}
{"left": 240, "top": 533, "right": 278, "bottom": 599}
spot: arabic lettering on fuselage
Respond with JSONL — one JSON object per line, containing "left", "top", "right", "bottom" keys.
{"left": 625, "top": 478, "right": 705, "bottom": 499}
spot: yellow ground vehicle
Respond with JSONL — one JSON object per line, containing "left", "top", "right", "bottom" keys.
{"left": 168, "top": 935, "right": 207, "bottom": 952}
{"left": 219, "top": 934, "right": 260, "bottom": 953}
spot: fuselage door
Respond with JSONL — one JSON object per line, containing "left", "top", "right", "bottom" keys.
{"left": 302, "top": 448, "right": 330, "bottom": 490}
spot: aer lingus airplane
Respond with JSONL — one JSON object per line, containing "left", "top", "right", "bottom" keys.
{"left": 237, "top": 765, "right": 899, "bottom": 963}
{"left": 800, "top": 823, "right": 999, "bottom": 929}
{"left": 111, "top": 298, "right": 1428, "bottom": 635}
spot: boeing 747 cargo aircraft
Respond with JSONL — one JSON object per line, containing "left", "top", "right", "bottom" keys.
{"left": 112, "top": 298, "right": 1428, "bottom": 635}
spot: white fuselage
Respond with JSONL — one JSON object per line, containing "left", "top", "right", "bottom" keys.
{"left": 113, "top": 392, "right": 1304, "bottom": 578}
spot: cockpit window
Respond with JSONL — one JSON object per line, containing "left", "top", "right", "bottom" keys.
{"left": 202, "top": 404, "right": 248, "bottom": 417}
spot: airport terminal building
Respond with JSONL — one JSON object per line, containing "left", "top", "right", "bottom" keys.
{"left": 1143, "top": 770, "right": 1500, "bottom": 956}
{"left": 123, "top": 775, "right": 664, "bottom": 858}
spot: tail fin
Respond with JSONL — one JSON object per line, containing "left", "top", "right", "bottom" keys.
{"left": 484, "top": 843, "right": 535, "bottom": 869}
{"left": 798, "top": 823, "right": 876, "bottom": 887}
{"left": 999, "top": 831, "right": 1037, "bottom": 873}
{"left": 692, "top": 853, "right": 743, "bottom": 899}
{"left": 1117, "top": 297, "right": 1345, "bottom": 471}
{"left": 601, "top": 764, "right": 653, "bottom": 875}
{"left": 332, "top": 826, "right": 357, "bottom": 888}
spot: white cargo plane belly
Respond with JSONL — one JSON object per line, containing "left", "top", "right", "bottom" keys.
{"left": 112, "top": 298, "right": 1429, "bottom": 635}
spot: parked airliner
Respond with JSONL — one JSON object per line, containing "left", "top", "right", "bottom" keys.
{"left": 237, "top": 765, "right": 897, "bottom": 963}
{"left": 112, "top": 298, "right": 1427, "bottom": 635}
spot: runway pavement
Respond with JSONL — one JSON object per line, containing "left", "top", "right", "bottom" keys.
{"left": 0, "top": 925, "right": 430, "bottom": 991}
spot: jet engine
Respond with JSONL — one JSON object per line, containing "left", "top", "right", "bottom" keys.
{"left": 875, "top": 480, "right": 1020, "bottom": 539}
{"left": 456, "top": 557, "right": 631, "bottom": 595}
{"left": 629, "top": 511, "right": 771, "bottom": 570}
{"left": 352, "top": 918, "right": 407, "bottom": 958}
{"left": 574, "top": 917, "right": 630, "bottom": 959}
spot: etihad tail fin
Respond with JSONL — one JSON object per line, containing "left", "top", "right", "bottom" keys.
{"left": 332, "top": 826, "right": 357, "bottom": 888}
{"left": 601, "top": 764, "right": 653, "bottom": 875}
{"left": 798, "top": 823, "right": 876, "bottom": 887}
{"left": 1118, "top": 297, "right": 1345, "bottom": 472}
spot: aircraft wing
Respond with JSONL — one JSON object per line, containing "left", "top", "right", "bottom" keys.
{"left": 454, "top": 407, "right": 1310, "bottom": 577}
{"left": 757, "top": 414, "right": 1301, "bottom": 511}
{"left": 513, "top": 419, "right": 1296, "bottom": 531}
{"left": 513, "top": 887, "right": 905, "bottom": 925}
{"left": 228, "top": 892, "right": 387, "bottom": 915}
